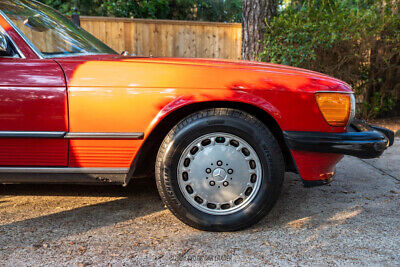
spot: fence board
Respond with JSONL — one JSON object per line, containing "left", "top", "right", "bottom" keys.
{"left": 79, "top": 16, "right": 242, "bottom": 59}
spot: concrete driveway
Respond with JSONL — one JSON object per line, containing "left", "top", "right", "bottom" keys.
{"left": 0, "top": 140, "right": 399, "bottom": 266}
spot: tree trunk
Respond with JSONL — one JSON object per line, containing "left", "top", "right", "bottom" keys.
{"left": 242, "top": 0, "right": 277, "bottom": 61}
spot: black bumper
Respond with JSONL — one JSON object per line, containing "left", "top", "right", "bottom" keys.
{"left": 284, "top": 119, "right": 394, "bottom": 159}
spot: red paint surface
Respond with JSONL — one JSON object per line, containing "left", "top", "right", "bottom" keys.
{"left": 56, "top": 55, "right": 351, "bottom": 178}
{"left": 0, "top": 139, "right": 67, "bottom": 166}
{"left": 68, "top": 140, "right": 140, "bottom": 168}
{"left": 0, "top": 58, "right": 67, "bottom": 166}
{"left": 291, "top": 151, "right": 343, "bottom": 181}
{"left": 0, "top": 59, "right": 67, "bottom": 130}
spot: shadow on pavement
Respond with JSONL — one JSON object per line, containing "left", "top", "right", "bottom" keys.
{"left": 0, "top": 177, "right": 158, "bottom": 197}
{"left": 0, "top": 178, "right": 165, "bottom": 249}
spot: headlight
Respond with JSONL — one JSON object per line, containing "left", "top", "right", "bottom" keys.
{"left": 315, "top": 92, "right": 354, "bottom": 127}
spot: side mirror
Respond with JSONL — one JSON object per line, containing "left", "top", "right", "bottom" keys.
{"left": 0, "top": 33, "right": 7, "bottom": 53}
{"left": 24, "top": 14, "right": 49, "bottom": 32}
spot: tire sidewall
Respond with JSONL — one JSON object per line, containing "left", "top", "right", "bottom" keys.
{"left": 158, "top": 113, "right": 283, "bottom": 230}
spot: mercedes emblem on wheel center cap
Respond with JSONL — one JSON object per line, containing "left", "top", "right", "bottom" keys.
{"left": 212, "top": 168, "right": 227, "bottom": 182}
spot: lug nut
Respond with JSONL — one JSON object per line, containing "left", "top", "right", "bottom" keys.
{"left": 206, "top": 168, "right": 211, "bottom": 174}
{"left": 227, "top": 169, "right": 233, "bottom": 174}
{"left": 223, "top": 181, "right": 229, "bottom": 187}
{"left": 209, "top": 181, "right": 215, "bottom": 186}
{"left": 217, "top": 160, "right": 223, "bottom": 166}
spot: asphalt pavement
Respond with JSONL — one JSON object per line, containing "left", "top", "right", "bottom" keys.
{"left": 0, "top": 139, "right": 398, "bottom": 266}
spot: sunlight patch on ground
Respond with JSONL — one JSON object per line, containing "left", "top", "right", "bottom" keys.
{"left": 285, "top": 206, "right": 363, "bottom": 230}
{"left": 286, "top": 216, "right": 312, "bottom": 229}
{"left": 327, "top": 208, "right": 363, "bottom": 224}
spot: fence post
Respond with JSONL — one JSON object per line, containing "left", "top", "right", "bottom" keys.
{"left": 71, "top": 1, "right": 80, "bottom": 26}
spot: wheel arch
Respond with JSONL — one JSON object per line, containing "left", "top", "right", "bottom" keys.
{"left": 125, "top": 101, "right": 297, "bottom": 185}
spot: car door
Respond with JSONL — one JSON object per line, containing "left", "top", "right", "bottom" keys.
{"left": 0, "top": 33, "right": 68, "bottom": 166}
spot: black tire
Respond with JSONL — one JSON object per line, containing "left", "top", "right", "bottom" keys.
{"left": 155, "top": 108, "right": 284, "bottom": 231}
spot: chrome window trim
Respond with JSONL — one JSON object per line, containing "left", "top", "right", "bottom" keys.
{"left": 0, "top": 167, "right": 129, "bottom": 174}
{"left": 0, "top": 18, "right": 25, "bottom": 59}
{"left": 44, "top": 52, "right": 112, "bottom": 59}
{"left": 0, "top": 10, "right": 44, "bottom": 59}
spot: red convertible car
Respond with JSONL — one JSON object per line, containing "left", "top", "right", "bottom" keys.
{"left": 0, "top": 0, "right": 394, "bottom": 231}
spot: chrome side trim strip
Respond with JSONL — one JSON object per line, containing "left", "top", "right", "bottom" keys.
{"left": 64, "top": 132, "right": 144, "bottom": 139}
{"left": 0, "top": 131, "right": 144, "bottom": 139}
{"left": 0, "top": 131, "right": 66, "bottom": 138}
{"left": 0, "top": 10, "right": 44, "bottom": 59}
{"left": 0, "top": 167, "right": 129, "bottom": 174}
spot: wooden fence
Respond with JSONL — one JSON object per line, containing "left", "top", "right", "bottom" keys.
{"left": 79, "top": 16, "right": 242, "bottom": 59}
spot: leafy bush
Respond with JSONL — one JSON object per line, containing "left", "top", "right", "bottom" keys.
{"left": 261, "top": 0, "right": 400, "bottom": 118}
{"left": 38, "top": 0, "right": 102, "bottom": 16}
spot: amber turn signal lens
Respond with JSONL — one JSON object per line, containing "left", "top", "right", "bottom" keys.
{"left": 315, "top": 93, "right": 351, "bottom": 127}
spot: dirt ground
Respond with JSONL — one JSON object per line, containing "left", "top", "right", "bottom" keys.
{"left": 0, "top": 140, "right": 399, "bottom": 266}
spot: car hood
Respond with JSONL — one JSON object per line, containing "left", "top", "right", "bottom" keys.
{"left": 57, "top": 55, "right": 352, "bottom": 93}
{"left": 130, "top": 57, "right": 336, "bottom": 79}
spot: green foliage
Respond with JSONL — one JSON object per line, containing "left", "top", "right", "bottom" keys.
{"left": 98, "top": 0, "right": 170, "bottom": 19}
{"left": 38, "top": 0, "right": 102, "bottom": 16}
{"left": 261, "top": 0, "right": 400, "bottom": 118}
{"left": 196, "top": 0, "right": 242, "bottom": 22}
{"left": 37, "top": 0, "right": 242, "bottom": 22}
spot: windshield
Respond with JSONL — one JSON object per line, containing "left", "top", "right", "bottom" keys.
{"left": 0, "top": 0, "right": 117, "bottom": 58}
